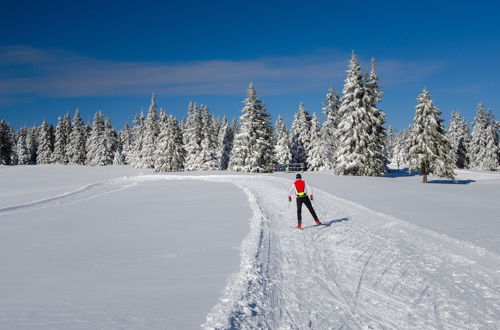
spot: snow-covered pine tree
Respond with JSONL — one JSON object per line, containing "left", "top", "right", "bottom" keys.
{"left": 217, "top": 117, "right": 234, "bottom": 170}
{"left": 290, "top": 103, "right": 311, "bottom": 168}
{"left": 482, "top": 110, "right": 499, "bottom": 170}
{"left": 130, "top": 112, "right": 145, "bottom": 167}
{"left": 334, "top": 53, "right": 369, "bottom": 175}
{"left": 52, "top": 114, "right": 72, "bottom": 164}
{"left": 26, "top": 126, "right": 38, "bottom": 164}
{"left": 138, "top": 94, "right": 160, "bottom": 168}
{"left": 469, "top": 104, "right": 500, "bottom": 170}
{"left": 307, "top": 113, "right": 324, "bottom": 170}
{"left": 37, "top": 120, "right": 53, "bottom": 164}
{"left": 198, "top": 104, "right": 219, "bottom": 170}
{"left": 320, "top": 88, "right": 341, "bottom": 169}
{"left": 447, "top": 111, "right": 470, "bottom": 169}
{"left": 67, "top": 109, "right": 87, "bottom": 165}
{"left": 183, "top": 102, "right": 203, "bottom": 171}
{"left": 363, "top": 58, "right": 387, "bottom": 176}
{"left": 120, "top": 124, "right": 133, "bottom": 164}
{"left": 273, "top": 115, "right": 291, "bottom": 166}
{"left": 469, "top": 103, "right": 487, "bottom": 169}
{"left": 0, "top": 120, "right": 14, "bottom": 165}
{"left": 406, "top": 89, "right": 455, "bottom": 183}
{"left": 154, "top": 114, "right": 185, "bottom": 172}
{"left": 15, "top": 127, "right": 30, "bottom": 165}
{"left": 334, "top": 53, "right": 387, "bottom": 176}
{"left": 386, "top": 126, "right": 395, "bottom": 162}
{"left": 85, "top": 111, "right": 106, "bottom": 166}
{"left": 392, "top": 128, "right": 409, "bottom": 170}
{"left": 229, "top": 83, "right": 273, "bottom": 172}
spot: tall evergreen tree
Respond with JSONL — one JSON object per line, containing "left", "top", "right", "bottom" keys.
{"left": 406, "top": 89, "right": 455, "bottom": 183}
{"left": 67, "top": 109, "right": 87, "bottom": 165}
{"left": 198, "top": 104, "right": 218, "bottom": 170}
{"left": 482, "top": 110, "right": 499, "bottom": 170}
{"left": 15, "top": 127, "right": 30, "bottom": 165}
{"left": 363, "top": 58, "right": 387, "bottom": 176}
{"left": 447, "top": 111, "right": 470, "bottom": 169}
{"left": 217, "top": 117, "right": 234, "bottom": 170}
{"left": 120, "top": 124, "right": 133, "bottom": 165}
{"left": 130, "top": 112, "right": 145, "bottom": 167}
{"left": 0, "top": 120, "right": 14, "bottom": 165}
{"left": 154, "top": 114, "right": 185, "bottom": 172}
{"left": 52, "top": 114, "right": 72, "bottom": 164}
{"left": 335, "top": 53, "right": 387, "bottom": 176}
{"left": 26, "top": 126, "right": 38, "bottom": 164}
{"left": 334, "top": 53, "right": 369, "bottom": 175}
{"left": 307, "top": 113, "right": 324, "bottom": 170}
{"left": 290, "top": 103, "right": 311, "bottom": 167}
{"left": 273, "top": 115, "right": 292, "bottom": 165}
{"left": 183, "top": 102, "right": 203, "bottom": 171}
{"left": 37, "top": 120, "right": 53, "bottom": 164}
{"left": 321, "top": 88, "right": 341, "bottom": 169}
{"left": 229, "top": 83, "right": 273, "bottom": 172}
{"left": 86, "top": 112, "right": 106, "bottom": 165}
{"left": 139, "top": 94, "right": 160, "bottom": 168}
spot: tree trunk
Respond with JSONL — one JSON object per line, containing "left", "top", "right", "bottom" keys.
{"left": 422, "top": 173, "right": 428, "bottom": 183}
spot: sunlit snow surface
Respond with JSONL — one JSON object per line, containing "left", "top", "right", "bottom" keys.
{"left": 0, "top": 165, "right": 499, "bottom": 329}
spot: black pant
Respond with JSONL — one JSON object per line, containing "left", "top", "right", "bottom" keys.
{"left": 296, "top": 196, "right": 319, "bottom": 225}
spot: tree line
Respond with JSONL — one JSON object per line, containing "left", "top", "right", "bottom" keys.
{"left": 0, "top": 53, "right": 498, "bottom": 181}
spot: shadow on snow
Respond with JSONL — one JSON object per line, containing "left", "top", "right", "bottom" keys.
{"left": 428, "top": 179, "right": 476, "bottom": 185}
{"left": 300, "top": 217, "right": 349, "bottom": 229}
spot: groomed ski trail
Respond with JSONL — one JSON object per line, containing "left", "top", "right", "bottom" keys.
{"left": 2, "top": 174, "right": 499, "bottom": 329}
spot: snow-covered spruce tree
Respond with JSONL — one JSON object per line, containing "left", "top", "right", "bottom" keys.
{"left": 120, "top": 124, "right": 133, "bottom": 164}
{"left": 217, "top": 117, "right": 234, "bottom": 170}
{"left": 334, "top": 53, "right": 372, "bottom": 175}
{"left": 15, "top": 127, "right": 30, "bottom": 165}
{"left": 198, "top": 104, "right": 219, "bottom": 170}
{"left": 482, "top": 110, "right": 499, "bottom": 170}
{"left": 154, "top": 114, "right": 185, "bottom": 172}
{"left": 37, "top": 120, "right": 53, "bottom": 164}
{"left": 406, "top": 89, "right": 455, "bottom": 183}
{"left": 129, "top": 112, "right": 145, "bottom": 167}
{"left": 0, "top": 120, "right": 14, "bottom": 165}
{"left": 469, "top": 104, "right": 499, "bottom": 170}
{"left": 273, "top": 115, "right": 291, "bottom": 165}
{"left": 290, "top": 103, "right": 311, "bottom": 168}
{"left": 26, "top": 126, "right": 38, "bottom": 164}
{"left": 320, "top": 88, "right": 341, "bottom": 169}
{"left": 447, "top": 111, "right": 470, "bottom": 169}
{"left": 183, "top": 102, "right": 203, "bottom": 171}
{"left": 392, "top": 128, "right": 409, "bottom": 170}
{"left": 86, "top": 111, "right": 107, "bottom": 166}
{"left": 52, "top": 113, "right": 72, "bottom": 164}
{"left": 229, "top": 83, "right": 273, "bottom": 172}
{"left": 362, "top": 58, "right": 387, "bottom": 176}
{"left": 67, "top": 109, "right": 87, "bottom": 165}
{"left": 386, "top": 126, "right": 395, "bottom": 162}
{"left": 138, "top": 94, "right": 160, "bottom": 169}
{"left": 307, "top": 113, "right": 324, "bottom": 170}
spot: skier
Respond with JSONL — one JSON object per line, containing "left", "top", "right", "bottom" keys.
{"left": 288, "top": 173, "right": 322, "bottom": 229}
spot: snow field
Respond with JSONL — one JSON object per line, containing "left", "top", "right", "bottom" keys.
{"left": 1, "top": 167, "right": 499, "bottom": 329}
{"left": 0, "top": 175, "right": 251, "bottom": 329}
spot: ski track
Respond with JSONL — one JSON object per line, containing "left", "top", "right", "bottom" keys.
{"left": 2, "top": 174, "right": 499, "bottom": 329}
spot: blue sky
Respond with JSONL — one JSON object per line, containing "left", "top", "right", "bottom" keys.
{"left": 0, "top": 0, "right": 499, "bottom": 130}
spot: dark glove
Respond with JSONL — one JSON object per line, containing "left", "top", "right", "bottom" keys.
{"left": 310, "top": 194, "right": 314, "bottom": 200}
{"left": 288, "top": 196, "right": 292, "bottom": 202}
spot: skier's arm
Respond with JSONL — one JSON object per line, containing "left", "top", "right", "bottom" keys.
{"left": 288, "top": 183, "right": 295, "bottom": 201}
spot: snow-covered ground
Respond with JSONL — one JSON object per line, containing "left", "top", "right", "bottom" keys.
{"left": 0, "top": 165, "right": 499, "bottom": 329}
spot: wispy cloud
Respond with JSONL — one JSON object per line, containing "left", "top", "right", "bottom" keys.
{"left": 0, "top": 45, "right": 446, "bottom": 99}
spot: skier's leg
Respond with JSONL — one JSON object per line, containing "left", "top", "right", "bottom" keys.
{"left": 304, "top": 197, "right": 319, "bottom": 222}
{"left": 296, "top": 197, "right": 303, "bottom": 226}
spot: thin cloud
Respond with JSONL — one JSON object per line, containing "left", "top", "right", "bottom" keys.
{"left": 0, "top": 45, "right": 446, "bottom": 99}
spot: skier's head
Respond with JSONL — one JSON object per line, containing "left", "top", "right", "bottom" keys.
{"left": 296, "top": 173, "right": 302, "bottom": 180}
